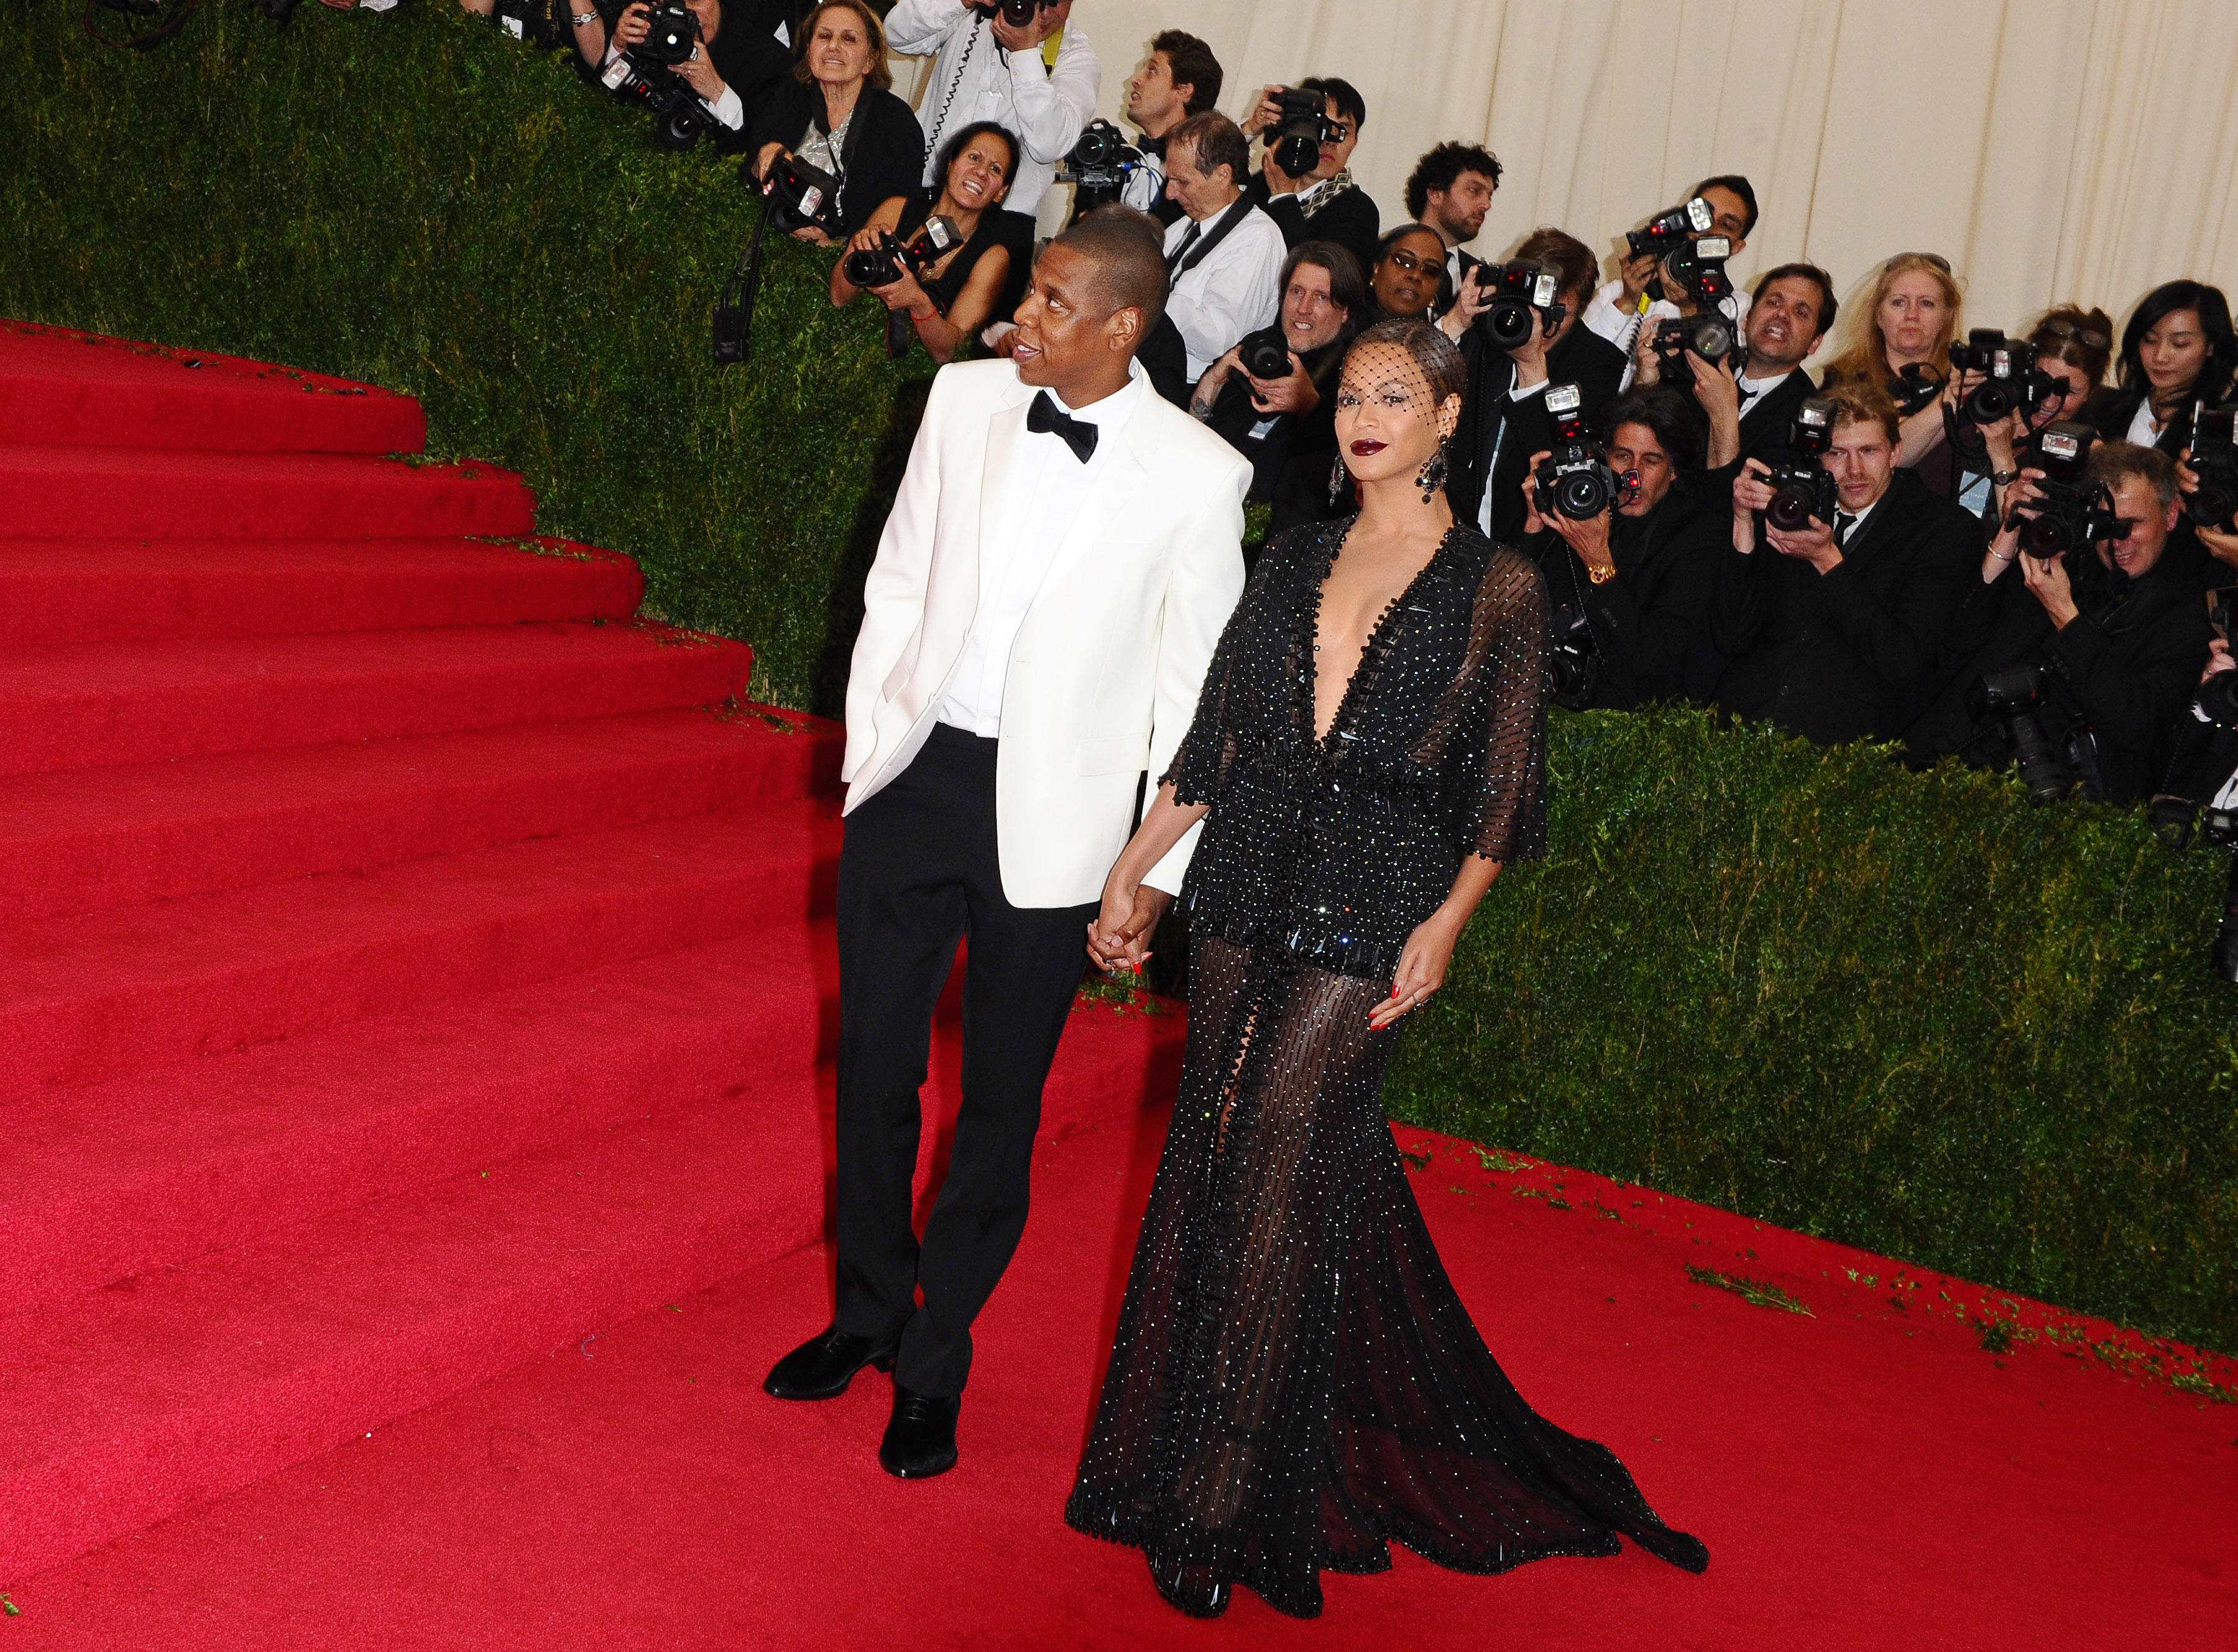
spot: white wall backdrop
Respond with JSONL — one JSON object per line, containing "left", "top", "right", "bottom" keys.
{"left": 895, "top": 0, "right": 2238, "bottom": 339}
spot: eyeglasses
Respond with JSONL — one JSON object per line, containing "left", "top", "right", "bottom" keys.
{"left": 1381, "top": 251, "right": 1430, "bottom": 275}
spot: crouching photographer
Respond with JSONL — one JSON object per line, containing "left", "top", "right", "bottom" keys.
{"left": 594, "top": 0, "right": 784, "bottom": 153}
{"left": 830, "top": 122, "right": 1020, "bottom": 363}
{"left": 1905, "top": 437, "right": 2209, "bottom": 802}
{"left": 1516, "top": 384, "right": 1726, "bottom": 709}
{"left": 1189, "top": 242, "right": 1362, "bottom": 539}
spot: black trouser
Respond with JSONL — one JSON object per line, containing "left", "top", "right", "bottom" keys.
{"left": 834, "top": 722, "right": 1096, "bottom": 1397}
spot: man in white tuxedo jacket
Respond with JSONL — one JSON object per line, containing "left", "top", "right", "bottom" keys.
{"left": 764, "top": 209, "right": 1251, "bottom": 1479}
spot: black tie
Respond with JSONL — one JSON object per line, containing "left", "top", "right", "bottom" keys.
{"left": 1027, "top": 390, "right": 1098, "bottom": 463}
{"left": 1835, "top": 510, "right": 1857, "bottom": 546}
{"left": 1165, "top": 219, "right": 1201, "bottom": 272}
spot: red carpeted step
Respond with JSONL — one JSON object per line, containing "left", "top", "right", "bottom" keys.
{"left": 0, "top": 537, "right": 644, "bottom": 645}
{"left": 0, "top": 446, "right": 535, "bottom": 540}
{"left": 0, "top": 708, "right": 839, "bottom": 925}
{"left": 0, "top": 797, "right": 843, "bottom": 1105}
{"left": 0, "top": 322, "right": 426, "bottom": 454}
{"left": 0, "top": 621, "right": 753, "bottom": 779}
{"left": 0, "top": 993, "right": 1181, "bottom": 1585}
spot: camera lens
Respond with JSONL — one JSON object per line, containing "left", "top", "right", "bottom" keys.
{"left": 1766, "top": 484, "right": 1815, "bottom": 535}
{"left": 1967, "top": 381, "right": 2017, "bottom": 424}
{"left": 1240, "top": 329, "right": 1289, "bottom": 379}
{"left": 1556, "top": 471, "right": 1609, "bottom": 520}
{"left": 2019, "top": 514, "right": 2067, "bottom": 558}
{"left": 1483, "top": 298, "right": 1534, "bottom": 350}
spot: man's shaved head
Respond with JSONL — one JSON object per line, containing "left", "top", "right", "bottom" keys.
{"left": 1044, "top": 205, "right": 1169, "bottom": 335}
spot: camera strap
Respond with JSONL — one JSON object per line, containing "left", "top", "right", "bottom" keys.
{"left": 713, "top": 208, "right": 774, "bottom": 366}
{"left": 1172, "top": 196, "right": 1251, "bottom": 279}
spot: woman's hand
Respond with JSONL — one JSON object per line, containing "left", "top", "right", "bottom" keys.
{"left": 845, "top": 223, "right": 887, "bottom": 256}
{"left": 868, "top": 262, "right": 931, "bottom": 316}
{"left": 1085, "top": 874, "right": 1171, "bottom": 975}
{"left": 668, "top": 44, "right": 724, "bottom": 104}
{"left": 755, "top": 142, "right": 787, "bottom": 184}
{"left": 1369, "top": 908, "right": 1466, "bottom": 1030}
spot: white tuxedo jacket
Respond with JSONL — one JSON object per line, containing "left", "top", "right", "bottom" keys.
{"left": 841, "top": 358, "right": 1251, "bottom": 908}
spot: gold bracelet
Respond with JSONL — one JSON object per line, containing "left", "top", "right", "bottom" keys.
{"left": 1586, "top": 560, "right": 1617, "bottom": 584}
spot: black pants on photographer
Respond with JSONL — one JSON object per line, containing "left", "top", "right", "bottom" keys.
{"left": 832, "top": 724, "right": 1095, "bottom": 1398}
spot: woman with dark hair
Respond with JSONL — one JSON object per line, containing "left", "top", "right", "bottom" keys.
{"left": 1189, "top": 241, "right": 1365, "bottom": 538}
{"left": 1067, "top": 318, "right": 1708, "bottom": 1622}
{"left": 1968, "top": 306, "right": 2115, "bottom": 531}
{"left": 748, "top": 0, "right": 924, "bottom": 241}
{"left": 1517, "top": 384, "right": 1726, "bottom": 708}
{"left": 2091, "top": 280, "right": 2236, "bottom": 456}
{"left": 830, "top": 121, "right": 1017, "bottom": 363}
{"left": 1362, "top": 224, "right": 1450, "bottom": 324}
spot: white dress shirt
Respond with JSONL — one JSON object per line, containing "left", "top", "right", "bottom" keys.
{"left": 885, "top": 0, "right": 1099, "bottom": 217}
{"left": 1163, "top": 198, "right": 1286, "bottom": 382}
{"left": 1734, "top": 366, "right": 1795, "bottom": 420}
{"left": 937, "top": 365, "right": 1148, "bottom": 737}
{"left": 2125, "top": 398, "right": 2164, "bottom": 447}
{"left": 1587, "top": 276, "right": 1753, "bottom": 390}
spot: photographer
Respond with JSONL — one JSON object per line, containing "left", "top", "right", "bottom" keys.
{"left": 1905, "top": 442, "right": 2209, "bottom": 801}
{"left": 1157, "top": 112, "right": 1286, "bottom": 382}
{"left": 1715, "top": 385, "right": 1976, "bottom": 745}
{"left": 1637, "top": 263, "right": 1836, "bottom": 472}
{"left": 582, "top": 0, "right": 788, "bottom": 149}
{"left": 831, "top": 122, "right": 1018, "bottom": 363}
{"left": 748, "top": 1, "right": 924, "bottom": 242}
{"left": 1516, "top": 385, "right": 1728, "bottom": 709}
{"left": 2157, "top": 641, "right": 2238, "bottom": 981}
{"left": 1405, "top": 141, "right": 1503, "bottom": 298}
{"left": 2091, "top": 280, "right": 2236, "bottom": 458}
{"left": 1118, "top": 30, "right": 1221, "bottom": 221}
{"left": 1188, "top": 242, "right": 1361, "bottom": 538}
{"left": 1235, "top": 78, "right": 1380, "bottom": 281}
{"left": 1444, "top": 228, "right": 1626, "bottom": 541}
{"left": 1819, "top": 253, "right": 1961, "bottom": 480}
{"left": 1946, "top": 307, "right": 2111, "bottom": 535}
{"left": 886, "top": 0, "right": 1098, "bottom": 220}
{"left": 1583, "top": 175, "right": 1757, "bottom": 356}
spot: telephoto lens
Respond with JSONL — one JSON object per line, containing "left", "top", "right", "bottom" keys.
{"left": 1968, "top": 666, "right": 2077, "bottom": 806}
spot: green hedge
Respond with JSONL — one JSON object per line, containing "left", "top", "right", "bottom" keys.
{"left": 5, "top": 2, "right": 2235, "bottom": 1353}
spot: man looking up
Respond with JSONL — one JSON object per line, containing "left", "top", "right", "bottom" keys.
{"left": 1235, "top": 77, "right": 1379, "bottom": 279}
{"left": 1637, "top": 262, "right": 1836, "bottom": 471}
{"left": 1161, "top": 111, "right": 1286, "bottom": 384}
{"left": 1584, "top": 175, "right": 1759, "bottom": 358}
{"left": 764, "top": 207, "right": 1250, "bottom": 1483}
{"left": 1406, "top": 141, "right": 1504, "bottom": 298}
{"left": 1120, "top": 29, "right": 1221, "bottom": 222}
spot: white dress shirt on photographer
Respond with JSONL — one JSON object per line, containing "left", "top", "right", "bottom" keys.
{"left": 1163, "top": 199, "right": 1286, "bottom": 382}
{"left": 886, "top": 0, "right": 1099, "bottom": 218}
{"left": 601, "top": 38, "right": 745, "bottom": 131}
{"left": 1584, "top": 277, "right": 1752, "bottom": 357}
{"left": 937, "top": 365, "right": 1147, "bottom": 738}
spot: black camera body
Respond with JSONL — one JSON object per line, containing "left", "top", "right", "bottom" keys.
{"left": 972, "top": 0, "right": 1050, "bottom": 24}
{"left": 1653, "top": 309, "right": 1746, "bottom": 374}
{"left": 1533, "top": 382, "right": 1621, "bottom": 522}
{"left": 1889, "top": 363, "right": 1945, "bottom": 418}
{"left": 1268, "top": 86, "right": 1340, "bottom": 179}
{"left": 763, "top": 153, "right": 842, "bottom": 236}
{"left": 1661, "top": 234, "right": 1734, "bottom": 307}
{"left": 1056, "top": 119, "right": 1143, "bottom": 211}
{"left": 1475, "top": 262, "right": 1566, "bottom": 351}
{"left": 1967, "top": 664, "right": 2079, "bottom": 806}
{"left": 2186, "top": 401, "right": 2238, "bottom": 533}
{"left": 1547, "top": 607, "right": 1600, "bottom": 710}
{"left": 1948, "top": 330, "right": 2058, "bottom": 426}
{"left": 1624, "top": 196, "right": 1713, "bottom": 259}
{"left": 1764, "top": 397, "right": 1840, "bottom": 535}
{"left": 600, "top": 5, "right": 709, "bottom": 151}
{"left": 2009, "top": 422, "right": 2127, "bottom": 559}
{"left": 1235, "top": 325, "right": 1293, "bottom": 382}
{"left": 841, "top": 216, "right": 962, "bottom": 292}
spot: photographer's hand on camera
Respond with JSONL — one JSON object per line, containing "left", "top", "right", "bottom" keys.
{"left": 610, "top": 0, "right": 650, "bottom": 48}
{"left": 987, "top": 2, "right": 1057, "bottom": 53}
{"left": 1517, "top": 448, "right": 1618, "bottom": 579}
{"left": 667, "top": 41, "right": 727, "bottom": 115}
{"left": 1765, "top": 509, "right": 1842, "bottom": 575}
{"left": 1437, "top": 265, "right": 1491, "bottom": 343}
{"left": 2019, "top": 543, "right": 2080, "bottom": 630}
{"left": 1980, "top": 469, "right": 2045, "bottom": 583}
{"left": 1503, "top": 305, "right": 1552, "bottom": 392}
{"left": 1730, "top": 457, "right": 1775, "bottom": 552}
{"left": 1616, "top": 248, "right": 1662, "bottom": 311}
{"left": 1690, "top": 351, "right": 1742, "bottom": 468}
{"left": 1243, "top": 349, "right": 1317, "bottom": 416}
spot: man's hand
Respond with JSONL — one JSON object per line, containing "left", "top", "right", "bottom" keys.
{"left": 1243, "top": 83, "right": 1285, "bottom": 138}
{"left": 990, "top": 1, "right": 1057, "bottom": 51}
{"left": 1245, "top": 349, "right": 1318, "bottom": 415}
{"left": 1504, "top": 306, "right": 1550, "bottom": 389}
{"left": 2204, "top": 638, "right": 2236, "bottom": 684}
{"left": 2020, "top": 547, "right": 2080, "bottom": 629}
{"left": 1631, "top": 320, "right": 1662, "bottom": 387}
{"left": 1731, "top": 456, "right": 1775, "bottom": 537}
{"left": 1190, "top": 346, "right": 1240, "bottom": 417}
{"left": 668, "top": 41, "right": 724, "bottom": 103}
{"left": 1617, "top": 248, "right": 1660, "bottom": 307}
{"left": 1085, "top": 875, "right": 1171, "bottom": 975}
{"left": 1690, "top": 349, "right": 1739, "bottom": 422}
{"left": 1439, "top": 265, "right": 1490, "bottom": 341}
{"left": 1518, "top": 450, "right": 1550, "bottom": 536}
{"left": 1766, "top": 513, "right": 1842, "bottom": 575}
{"left": 1547, "top": 496, "right": 1616, "bottom": 578}
{"left": 611, "top": 0, "right": 650, "bottom": 47}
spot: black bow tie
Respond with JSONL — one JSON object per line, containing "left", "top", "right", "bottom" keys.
{"left": 1027, "top": 390, "right": 1098, "bottom": 463}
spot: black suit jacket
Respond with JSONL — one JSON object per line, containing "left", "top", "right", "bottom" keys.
{"left": 1241, "top": 172, "right": 1381, "bottom": 287}
{"left": 1711, "top": 469, "right": 1978, "bottom": 744}
{"left": 1447, "top": 325, "right": 1628, "bottom": 542}
{"left": 1525, "top": 487, "right": 1727, "bottom": 709}
{"left": 1735, "top": 368, "right": 1818, "bottom": 463}
{"left": 1204, "top": 336, "right": 1350, "bottom": 535}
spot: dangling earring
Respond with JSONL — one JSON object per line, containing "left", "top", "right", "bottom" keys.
{"left": 1416, "top": 438, "right": 1450, "bottom": 504}
{"left": 1329, "top": 451, "right": 1350, "bottom": 507}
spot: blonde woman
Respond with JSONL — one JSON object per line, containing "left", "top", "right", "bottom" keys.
{"left": 1820, "top": 252, "right": 1961, "bottom": 475}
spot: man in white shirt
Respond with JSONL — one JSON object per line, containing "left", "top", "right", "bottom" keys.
{"left": 1159, "top": 111, "right": 1286, "bottom": 383}
{"left": 886, "top": 0, "right": 1098, "bottom": 219}
{"left": 763, "top": 208, "right": 1249, "bottom": 1483}
{"left": 1583, "top": 175, "right": 1759, "bottom": 362}
{"left": 1118, "top": 27, "right": 1221, "bottom": 221}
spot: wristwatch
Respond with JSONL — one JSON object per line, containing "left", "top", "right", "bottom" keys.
{"left": 1991, "top": 469, "right": 2019, "bottom": 486}
{"left": 571, "top": 9, "right": 598, "bottom": 23}
{"left": 1586, "top": 560, "right": 1617, "bottom": 584}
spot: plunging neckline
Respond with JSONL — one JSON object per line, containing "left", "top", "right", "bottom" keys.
{"left": 1308, "top": 522, "right": 1457, "bottom": 747}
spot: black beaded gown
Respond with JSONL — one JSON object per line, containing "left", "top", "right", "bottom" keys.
{"left": 1064, "top": 517, "right": 1709, "bottom": 1617}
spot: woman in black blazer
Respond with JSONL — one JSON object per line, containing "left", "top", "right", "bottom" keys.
{"left": 747, "top": 0, "right": 924, "bottom": 242}
{"left": 2088, "top": 280, "right": 2236, "bottom": 458}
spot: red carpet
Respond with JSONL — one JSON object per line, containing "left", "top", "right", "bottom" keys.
{"left": 0, "top": 319, "right": 2231, "bottom": 1648}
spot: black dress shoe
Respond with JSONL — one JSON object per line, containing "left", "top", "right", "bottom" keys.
{"left": 878, "top": 1384, "right": 960, "bottom": 1479}
{"left": 763, "top": 1324, "right": 898, "bottom": 1401}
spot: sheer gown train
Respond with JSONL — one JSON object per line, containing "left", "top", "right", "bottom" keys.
{"left": 1065, "top": 517, "right": 1710, "bottom": 1618}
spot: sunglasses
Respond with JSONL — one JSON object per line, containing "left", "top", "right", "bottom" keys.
{"left": 1892, "top": 251, "right": 1953, "bottom": 274}
{"left": 2039, "top": 318, "right": 2111, "bottom": 351}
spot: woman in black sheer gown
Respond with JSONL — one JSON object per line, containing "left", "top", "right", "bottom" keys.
{"left": 1066, "top": 319, "right": 1708, "bottom": 1619}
